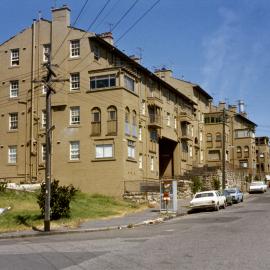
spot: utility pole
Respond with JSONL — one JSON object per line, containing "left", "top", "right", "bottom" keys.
{"left": 43, "top": 56, "right": 56, "bottom": 232}
{"left": 222, "top": 108, "right": 226, "bottom": 190}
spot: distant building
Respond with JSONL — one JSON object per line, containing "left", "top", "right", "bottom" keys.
{"left": 255, "top": 137, "right": 270, "bottom": 180}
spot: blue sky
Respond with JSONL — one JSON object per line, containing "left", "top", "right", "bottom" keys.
{"left": 1, "top": 0, "right": 270, "bottom": 136}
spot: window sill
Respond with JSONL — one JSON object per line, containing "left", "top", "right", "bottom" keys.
{"left": 126, "top": 158, "right": 137, "bottom": 163}
{"left": 68, "top": 160, "right": 81, "bottom": 163}
{"left": 68, "top": 125, "right": 81, "bottom": 128}
{"left": 9, "top": 97, "right": 19, "bottom": 100}
{"left": 69, "top": 90, "right": 81, "bottom": 94}
{"left": 7, "top": 163, "right": 17, "bottom": 166}
{"left": 92, "top": 158, "right": 116, "bottom": 162}
{"left": 9, "top": 66, "right": 20, "bottom": 69}
{"left": 68, "top": 56, "right": 81, "bottom": 61}
{"left": 8, "top": 130, "right": 18, "bottom": 133}
{"left": 86, "top": 86, "right": 121, "bottom": 93}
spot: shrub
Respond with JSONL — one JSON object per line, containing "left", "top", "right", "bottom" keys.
{"left": 0, "top": 182, "right": 7, "bottom": 193}
{"left": 191, "top": 176, "right": 202, "bottom": 194}
{"left": 213, "top": 177, "right": 220, "bottom": 190}
{"left": 37, "top": 180, "right": 78, "bottom": 220}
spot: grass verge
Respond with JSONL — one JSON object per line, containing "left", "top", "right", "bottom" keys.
{"left": 0, "top": 190, "right": 143, "bottom": 233}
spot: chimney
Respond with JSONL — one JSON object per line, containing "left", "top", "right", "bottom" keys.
{"left": 228, "top": 104, "right": 237, "bottom": 113}
{"left": 154, "top": 68, "right": 172, "bottom": 80}
{"left": 218, "top": 101, "right": 226, "bottom": 110}
{"left": 98, "top": 32, "right": 114, "bottom": 45}
{"left": 52, "top": 5, "right": 70, "bottom": 27}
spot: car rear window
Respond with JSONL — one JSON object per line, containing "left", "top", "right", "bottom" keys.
{"left": 195, "top": 192, "right": 214, "bottom": 198}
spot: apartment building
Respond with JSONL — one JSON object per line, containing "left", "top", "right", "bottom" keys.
{"left": 204, "top": 102, "right": 257, "bottom": 176}
{"left": 154, "top": 68, "right": 212, "bottom": 173}
{"left": 0, "top": 6, "right": 199, "bottom": 196}
{"left": 255, "top": 136, "right": 270, "bottom": 179}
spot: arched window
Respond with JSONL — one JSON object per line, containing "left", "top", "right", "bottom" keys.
{"left": 91, "top": 107, "right": 101, "bottom": 136}
{"left": 244, "top": 146, "right": 249, "bottom": 158}
{"left": 125, "top": 107, "right": 130, "bottom": 135}
{"left": 216, "top": 132, "right": 222, "bottom": 147}
{"left": 236, "top": 146, "right": 242, "bottom": 158}
{"left": 107, "top": 106, "right": 117, "bottom": 135}
{"left": 132, "top": 110, "right": 137, "bottom": 137}
{"left": 206, "top": 133, "right": 213, "bottom": 148}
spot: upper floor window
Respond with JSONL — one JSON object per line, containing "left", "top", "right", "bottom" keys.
{"left": 42, "top": 84, "right": 48, "bottom": 95}
{"left": 132, "top": 110, "right": 137, "bottom": 137}
{"left": 244, "top": 146, "right": 249, "bottom": 158}
{"left": 95, "top": 144, "right": 113, "bottom": 159}
{"left": 42, "top": 110, "right": 46, "bottom": 129}
{"left": 70, "top": 106, "right": 80, "bottom": 125}
{"left": 10, "top": 80, "right": 19, "bottom": 98}
{"left": 207, "top": 133, "right": 212, "bottom": 142}
{"left": 8, "top": 145, "right": 17, "bottom": 164}
{"left": 11, "top": 49, "right": 19, "bottom": 66}
{"left": 216, "top": 132, "right": 222, "bottom": 141}
{"left": 70, "top": 141, "right": 80, "bottom": 160}
{"left": 124, "top": 75, "right": 135, "bottom": 92}
{"left": 141, "top": 100, "right": 146, "bottom": 115}
{"left": 91, "top": 107, "right": 101, "bottom": 136}
{"left": 70, "top": 39, "right": 80, "bottom": 58}
{"left": 127, "top": 140, "right": 136, "bottom": 159}
{"left": 41, "top": 144, "right": 46, "bottom": 162}
{"left": 90, "top": 74, "right": 116, "bottom": 90}
{"left": 237, "top": 146, "right": 242, "bottom": 158}
{"left": 139, "top": 154, "right": 143, "bottom": 169}
{"left": 125, "top": 107, "right": 130, "bottom": 135}
{"left": 70, "top": 73, "right": 80, "bottom": 91}
{"left": 43, "top": 44, "right": 51, "bottom": 62}
{"left": 107, "top": 106, "right": 117, "bottom": 135}
{"left": 166, "top": 112, "right": 170, "bottom": 126}
{"left": 9, "top": 113, "right": 18, "bottom": 130}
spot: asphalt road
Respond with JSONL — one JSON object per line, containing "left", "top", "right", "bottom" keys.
{"left": 1, "top": 192, "right": 270, "bottom": 270}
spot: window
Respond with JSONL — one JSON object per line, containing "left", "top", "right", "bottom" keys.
{"left": 90, "top": 74, "right": 116, "bottom": 90}
{"left": 237, "top": 146, "right": 242, "bottom": 158}
{"left": 93, "top": 45, "right": 100, "bottom": 60}
{"left": 150, "top": 156, "right": 154, "bottom": 171}
{"left": 70, "top": 39, "right": 80, "bottom": 57}
{"left": 132, "top": 110, "right": 137, "bottom": 137}
{"left": 42, "top": 84, "right": 48, "bottom": 94}
{"left": 200, "top": 131, "right": 203, "bottom": 142}
{"left": 244, "top": 146, "right": 249, "bottom": 158}
{"left": 70, "top": 141, "right": 80, "bottom": 160}
{"left": 141, "top": 100, "right": 146, "bottom": 115}
{"left": 207, "top": 133, "right": 212, "bottom": 142}
{"left": 43, "top": 44, "right": 51, "bottom": 62}
{"left": 139, "top": 154, "right": 143, "bottom": 169}
{"left": 9, "top": 113, "right": 18, "bottom": 130}
{"left": 174, "top": 117, "right": 177, "bottom": 129}
{"left": 124, "top": 75, "right": 135, "bottom": 92}
{"left": 150, "top": 129, "right": 158, "bottom": 142}
{"left": 216, "top": 132, "right": 221, "bottom": 141}
{"left": 166, "top": 112, "right": 170, "bottom": 126}
{"left": 240, "top": 160, "right": 248, "bottom": 168}
{"left": 189, "top": 146, "right": 193, "bottom": 157}
{"left": 95, "top": 144, "right": 113, "bottom": 158}
{"left": 208, "top": 150, "right": 220, "bottom": 161}
{"left": 70, "top": 73, "right": 80, "bottom": 91}
{"left": 235, "top": 129, "right": 251, "bottom": 138}
{"left": 8, "top": 146, "right": 17, "bottom": 164}
{"left": 11, "top": 49, "right": 19, "bottom": 66}
{"left": 107, "top": 106, "right": 117, "bottom": 135}
{"left": 91, "top": 108, "right": 101, "bottom": 136}
{"left": 10, "top": 80, "right": 19, "bottom": 98}
{"left": 200, "top": 149, "right": 204, "bottom": 162}
{"left": 127, "top": 140, "right": 135, "bottom": 159}
{"left": 138, "top": 126, "right": 142, "bottom": 141}
{"left": 70, "top": 106, "right": 80, "bottom": 125}
{"left": 125, "top": 107, "right": 130, "bottom": 135}
{"left": 41, "top": 144, "right": 46, "bottom": 162}
{"left": 42, "top": 110, "right": 46, "bottom": 129}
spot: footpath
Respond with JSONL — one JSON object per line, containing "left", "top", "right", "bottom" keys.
{"left": 0, "top": 198, "right": 191, "bottom": 240}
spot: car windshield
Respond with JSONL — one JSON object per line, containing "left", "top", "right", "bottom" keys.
{"left": 223, "top": 190, "right": 229, "bottom": 195}
{"left": 251, "top": 182, "right": 263, "bottom": 186}
{"left": 225, "top": 189, "right": 236, "bottom": 194}
{"left": 195, "top": 192, "right": 214, "bottom": 198}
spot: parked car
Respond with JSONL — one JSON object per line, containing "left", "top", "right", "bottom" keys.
{"left": 221, "top": 190, "right": 233, "bottom": 206}
{"left": 249, "top": 181, "right": 267, "bottom": 193}
{"left": 224, "top": 188, "right": 243, "bottom": 203}
{"left": 189, "top": 190, "right": 226, "bottom": 212}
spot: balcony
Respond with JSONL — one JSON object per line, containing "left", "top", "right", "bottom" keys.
{"left": 149, "top": 140, "right": 157, "bottom": 153}
{"left": 179, "top": 111, "right": 193, "bottom": 124}
{"left": 180, "top": 129, "right": 192, "bottom": 141}
{"left": 147, "top": 95, "right": 163, "bottom": 107}
{"left": 148, "top": 114, "right": 162, "bottom": 128}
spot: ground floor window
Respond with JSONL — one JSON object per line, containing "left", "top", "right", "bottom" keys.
{"left": 8, "top": 146, "right": 17, "bottom": 164}
{"left": 95, "top": 144, "right": 113, "bottom": 159}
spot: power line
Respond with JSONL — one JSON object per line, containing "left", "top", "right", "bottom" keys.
{"left": 116, "top": 0, "right": 160, "bottom": 43}
{"left": 111, "top": 0, "right": 139, "bottom": 32}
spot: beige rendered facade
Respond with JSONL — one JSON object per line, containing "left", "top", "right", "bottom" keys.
{"left": 0, "top": 6, "right": 204, "bottom": 196}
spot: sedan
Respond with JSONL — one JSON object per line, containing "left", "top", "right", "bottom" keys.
{"left": 221, "top": 190, "right": 233, "bottom": 206}
{"left": 189, "top": 190, "right": 226, "bottom": 212}
{"left": 249, "top": 181, "right": 267, "bottom": 193}
{"left": 224, "top": 188, "right": 243, "bottom": 203}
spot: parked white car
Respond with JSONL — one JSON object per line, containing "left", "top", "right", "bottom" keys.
{"left": 189, "top": 190, "right": 226, "bottom": 211}
{"left": 249, "top": 181, "right": 267, "bottom": 193}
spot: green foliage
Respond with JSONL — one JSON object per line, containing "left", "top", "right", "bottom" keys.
{"left": 37, "top": 180, "right": 78, "bottom": 220}
{"left": 254, "top": 175, "right": 260, "bottom": 181}
{"left": 213, "top": 177, "right": 220, "bottom": 190}
{"left": 0, "top": 182, "right": 7, "bottom": 193}
{"left": 191, "top": 176, "right": 202, "bottom": 194}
